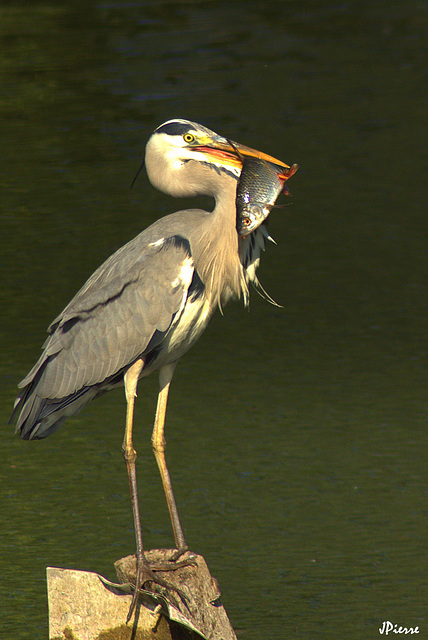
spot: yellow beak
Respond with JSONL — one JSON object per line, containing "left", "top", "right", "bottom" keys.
{"left": 226, "top": 140, "right": 291, "bottom": 169}
{"left": 194, "top": 134, "right": 297, "bottom": 179}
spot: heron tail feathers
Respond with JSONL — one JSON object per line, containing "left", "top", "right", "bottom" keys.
{"left": 10, "top": 381, "right": 97, "bottom": 440}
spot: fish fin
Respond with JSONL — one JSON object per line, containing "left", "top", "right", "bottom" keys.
{"left": 278, "top": 163, "right": 298, "bottom": 180}
{"left": 271, "top": 203, "right": 292, "bottom": 209}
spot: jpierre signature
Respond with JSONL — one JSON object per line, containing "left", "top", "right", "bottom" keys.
{"left": 379, "top": 621, "right": 419, "bottom": 635}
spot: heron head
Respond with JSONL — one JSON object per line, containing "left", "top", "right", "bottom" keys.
{"left": 144, "top": 119, "right": 294, "bottom": 198}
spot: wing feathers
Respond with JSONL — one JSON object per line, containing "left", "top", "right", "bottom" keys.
{"left": 17, "top": 234, "right": 194, "bottom": 403}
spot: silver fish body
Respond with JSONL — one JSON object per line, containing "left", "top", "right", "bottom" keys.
{"left": 236, "top": 157, "right": 290, "bottom": 237}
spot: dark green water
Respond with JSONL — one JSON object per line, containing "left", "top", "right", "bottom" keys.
{"left": 1, "top": 2, "right": 426, "bottom": 638}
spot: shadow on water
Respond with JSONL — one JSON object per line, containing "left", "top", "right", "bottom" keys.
{"left": 0, "top": 1, "right": 426, "bottom": 638}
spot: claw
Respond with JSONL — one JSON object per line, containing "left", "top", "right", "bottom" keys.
{"left": 126, "top": 552, "right": 196, "bottom": 623}
{"left": 126, "top": 562, "right": 168, "bottom": 623}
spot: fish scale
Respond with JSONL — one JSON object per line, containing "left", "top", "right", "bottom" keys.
{"left": 236, "top": 157, "right": 297, "bottom": 237}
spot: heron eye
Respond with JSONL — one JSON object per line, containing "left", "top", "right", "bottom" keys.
{"left": 183, "top": 133, "right": 195, "bottom": 143}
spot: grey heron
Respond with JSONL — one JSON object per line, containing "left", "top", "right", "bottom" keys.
{"left": 11, "top": 119, "right": 296, "bottom": 618}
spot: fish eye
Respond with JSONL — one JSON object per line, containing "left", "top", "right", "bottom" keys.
{"left": 183, "top": 133, "right": 195, "bottom": 143}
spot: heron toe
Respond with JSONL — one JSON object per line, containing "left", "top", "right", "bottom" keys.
{"left": 127, "top": 554, "right": 192, "bottom": 622}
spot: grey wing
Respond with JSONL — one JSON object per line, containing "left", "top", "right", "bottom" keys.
{"left": 13, "top": 234, "right": 195, "bottom": 437}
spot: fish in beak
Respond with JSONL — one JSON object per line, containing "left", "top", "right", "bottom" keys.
{"left": 193, "top": 133, "right": 293, "bottom": 173}
{"left": 193, "top": 133, "right": 298, "bottom": 237}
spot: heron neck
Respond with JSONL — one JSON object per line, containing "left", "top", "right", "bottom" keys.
{"left": 195, "top": 176, "right": 248, "bottom": 309}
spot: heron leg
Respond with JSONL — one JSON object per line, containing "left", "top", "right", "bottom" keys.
{"left": 152, "top": 364, "right": 188, "bottom": 557}
{"left": 123, "top": 358, "right": 145, "bottom": 570}
{"left": 122, "top": 359, "right": 178, "bottom": 621}
{"left": 122, "top": 359, "right": 189, "bottom": 623}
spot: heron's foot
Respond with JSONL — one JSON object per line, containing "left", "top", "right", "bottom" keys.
{"left": 126, "top": 552, "right": 195, "bottom": 623}
{"left": 168, "top": 544, "right": 190, "bottom": 563}
{"left": 148, "top": 546, "right": 197, "bottom": 574}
